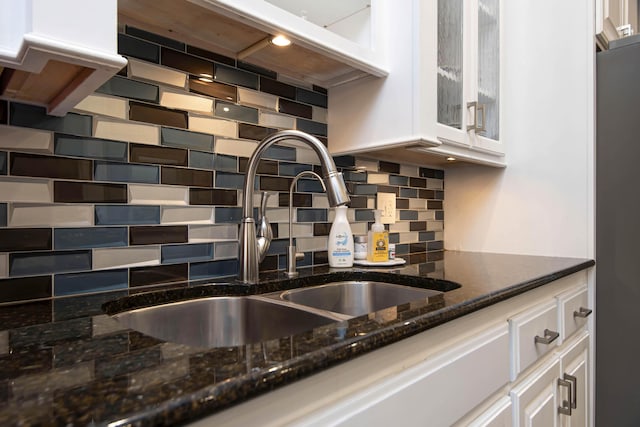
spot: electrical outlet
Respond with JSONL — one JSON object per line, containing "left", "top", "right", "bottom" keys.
{"left": 377, "top": 192, "right": 396, "bottom": 224}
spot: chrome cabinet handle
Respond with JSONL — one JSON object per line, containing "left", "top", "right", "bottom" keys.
{"left": 534, "top": 329, "right": 559, "bottom": 345}
{"left": 565, "top": 373, "right": 578, "bottom": 409}
{"left": 573, "top": 307, "right": 593, "bottom": 318}
{"left": 558, "top": 376, "right": 573, "bottom": 416}
{"left": 467, "top": 101, "right": 477, "bottom": 132}
{"left": 476, "top": 103, "right": 486, "bottom": 132}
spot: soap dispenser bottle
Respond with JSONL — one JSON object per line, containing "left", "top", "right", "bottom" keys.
{"left": 368, "top": 210, "right": 389, "bottom": 262}
{"left": 328, "top": 205, "right": 354, "bottom": 267}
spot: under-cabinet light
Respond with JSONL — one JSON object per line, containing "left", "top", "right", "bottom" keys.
{"left": 271, "top": 35, "right": 291, "bottom": 47}
{"left": 446, "top": 157, "right": 456, "bottom": 162}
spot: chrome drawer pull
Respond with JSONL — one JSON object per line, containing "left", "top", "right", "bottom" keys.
{"left": 558, "top": 376, "right": 573, "bottom": 416}
{"left": 573, "top": 307, "right": 592, "bottom": 318}
{"left": 534, "top": 329, "right": 559, "bottom": 345}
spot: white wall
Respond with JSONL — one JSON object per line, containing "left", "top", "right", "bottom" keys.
{"left": 444, "top": 0, "right": 595, "bottom": 258}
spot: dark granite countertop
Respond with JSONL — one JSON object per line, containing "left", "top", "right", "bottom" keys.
{"left": 0, "top": 251, "right": 593, "bottom": 426}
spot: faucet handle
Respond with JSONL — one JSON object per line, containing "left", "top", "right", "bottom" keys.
{"left": 256, "top": 192, "right": 273, "bottom": 263}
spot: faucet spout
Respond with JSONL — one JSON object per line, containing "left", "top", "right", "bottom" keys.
{"left": 238, "top": 130, "right": 350, "bottom": 284}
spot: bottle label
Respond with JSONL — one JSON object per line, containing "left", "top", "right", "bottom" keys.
{"left": 369, "top": 231, "right": 388, "bottom": 262}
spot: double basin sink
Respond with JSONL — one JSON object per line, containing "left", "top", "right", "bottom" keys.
{"left": 112, "top": 280, "right": 450, "bottom": 348}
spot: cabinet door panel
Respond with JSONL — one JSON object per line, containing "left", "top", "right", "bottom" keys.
{"left": 511, "top": 358, "right": 561, "bottom": 427}
{"left": 476, "top": 0, "right": 500, "bottom": 141}
{"left": 437, "top": 0, "right": 465, "bottom": 132}
{"left": 559, "top": 333, "right": 589, "bottom": 427}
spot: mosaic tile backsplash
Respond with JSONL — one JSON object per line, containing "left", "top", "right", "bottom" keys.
{"left": 0, "top": 27, "right": 444, "bottom": 304}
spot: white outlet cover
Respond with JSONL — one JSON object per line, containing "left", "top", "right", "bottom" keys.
{"left": 377, "top": 192, "right": 396, "bottom": 224}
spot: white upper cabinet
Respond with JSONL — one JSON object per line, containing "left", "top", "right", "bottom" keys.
{"left": 0, "top": 0, "right": 127, "bottom": 116}
{"left": 330, "top": 0, "right": 505, "bottom": 167}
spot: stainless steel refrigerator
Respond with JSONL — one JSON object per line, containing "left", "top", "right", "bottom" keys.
{"left": 596, "top": 33, "right": 640, "bottom": 425}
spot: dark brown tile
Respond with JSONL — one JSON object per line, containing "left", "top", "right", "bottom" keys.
{"left": 189, "top": 77, "right": 237, "bottom": 102}
{"left": 259, "top": 76, "right": 296, "bottom": 99}
{"left": 409, "top": 243, "right": 427, "bottom": 253}
{"left": 130, "top": 144, "right": 188, "bottom": 166}
{"left": 420, "top": 167, "right": 445, "bottom": 179}
{"left": 186, "top": 45, "right": 235, "bottom": 66}
{"left": 238, "top": 123, "right": 277, "bottom": 141}
{"left": 378, "top": 161, "right": 400, "bottom": 174}
{"left": 419, "top": 189, "right": 436, "bottom": 199}
{"left": 312, "top": 85, "right": 327, "bottom": 95}
{"left": 258, "top": 255, "right": 279, "bottom": 272}
{"left": 189, "top": 188, "right": 237, "bottom": 205}
{"left": 427, "top": 200, "right": 443, "bottom": 210}
{"left": 317, "top": 136, "right": 328, "bottom": 147}
{"left": 0, "top": 276, "right": 52, "bottom": 303}
{"left": 10, "top": 153, "right": 92, "bottom": 180}
{"left": 130, "top": 264, "right": 188, "bottom": 287}
{"left": 435, "top": 190, "right": 444, "bottom": 200}
{"left": 409, "top": 221, "right": 427, "bottom": 231}
{"left": 396, "top": 198, "right": 409, "bottom": 209}
{"left": 348, "top": 196, "right": 368, "bottom": 209}
{"left": 278, "top": 99, "right": 312, "bottom": 119}
{"left": 54, "top": 181, "right": 127, "bottom": 203}
{"left": 0, "top": 100, "right": 7, "bottom": 124}
{"left": 161, "top": 48, "right": 213, "bottom": 76}
{"left": 130, "top": 226, "right": 188, "bottom": 245}
{"left": 426, "top": 250, "right": 444, "bottom": 262}
{"left": 279, "top": 193, "right": 312, "bottom": 207}
{"left": 129, "top": 101, "right": 188, "bottom": 129}
{"left": 313, "top": 223, "right": 331, "bottom": 236}
{"left": 161, "top": 166, "right": 213, "bottom": 187}
{"left": 260, "top": 176, "right": 291, "bottom": 192}
{"left": 0, "top": 229, "right": 52, "bottom": 252}
{"left": 239, "top": 158, "right": 278, "bottom": 175}
{"left": 313, "top": 250, "right": 328, "bottom": 265}
{"left": 377, "top": 185, "right": 399, "bottom": 195}
{"left": 410, "top": 177, "right": 427, "bottom": 188}
{"left": 409, "top": 253, "right": 427, "bottom": 264}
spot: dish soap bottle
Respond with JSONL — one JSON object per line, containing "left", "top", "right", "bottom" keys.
{"left": 328, "top": 205, "right": 354, "bottom": 267}
{"left": 368, "top": 210, "right": 389, "bottom": 262}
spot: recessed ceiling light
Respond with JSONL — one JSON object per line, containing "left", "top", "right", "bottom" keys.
{"left": 271, "top": 35, "right": 291, "bottom": 47}
{"left": 446, "top": 157, "right": 456, "bottom": 162}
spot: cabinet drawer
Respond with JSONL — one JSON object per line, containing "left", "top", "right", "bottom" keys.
{"left": 556, "top": 286, "right": 590, "bottom": 342}
{"left": 509, "top": 300, "right": 559, "bottom": 380}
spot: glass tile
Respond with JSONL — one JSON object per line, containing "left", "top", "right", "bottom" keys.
{"left": 410, "top": 177, "right": 427, "bottom": 188}
{"left": 389, "top": 233, "right": 400, "bottom": 244}
{"left": 0, "top": 100, "right": 7, "bottom": 124}
{"left": 0, "top": 203, "right": 6, "bottom": 227}
{"left": 190, "top": 189, "right": 238, "bottom": 205}
{"left": 161, "top": 166, "right": 213, "bottom": 187}
{"left": 238, "top": 158, "right": 278, "bottom": 175}
{"left": 396, "top": 198, "right": 410, "bottom": 209}
{"left": 348, "top": 196, "right": 368, "bottom": 209}
{"left": 10, "top": 250, "right": 92, "bottom": 276}
{"left": 125, "top": 26, "right": 185, "bottom": 51}
{"left": 238, "top": 123, "right": 276, "bottom": 141}
{"left": 377, "top": 185, "right": 399, "bottom": 195}
{"left": 263, "top": 145, "right": 296, "bottom": 161}
{"left": 312, "top": 85, "right": 327, "bottom": 95}
{"left": 351, "top": 184, "right": 377, "bottom": 195}
{"left": 130, "top": 225, "right": 188, "bottom": 245}
{"left": 10, "top": 152, "right": 92, "bottom": 180}
{"left": 214, "top": 100, "right": 258, "bottom": 124}
{"left": 419, "top": 189, "right": 436, "bottom": 199}
{"left": 260, "top": 176, "right": 291, "bottom": 192}
{"left": 419, "top": 231, "right": 436, "bottom": 242}
{"left": 428, "top": 240, "right": 444, "bottom": 251}
{"left": 436, "top": 211, "right": 444, "bottom": 220}
{"left": 189, "top": 259, "right": 237, "bottom": 280}
{"left": 94, "top": 161, "right": 159, "bottom": 184}
{"left": 395, "top": 244, "right": 409, "bottom": 256}
{"left": 399, "top": 210, "right": 419, "bottom": 220}
{"left": 435, "top": 190, "right": 444, "bottom": 200}
{"left": 313, "top": 223, "right": 331, "bottom": 236}
{"left": 410, "top": 221, "right": 427, "bottom": 231}
{"left": 118, "top": 33, "right": 159, "bottom": 63}
{"left": 215, "top": 172, "right": 249, "bottom": 190}
{"left": 214, "top": 207, "right": 242, "bottom": 223}
{"left": 95, "top": 205, "right": 160, "bottom": 225}
{"left": 428, "top": 200, "right": 444, "bottom": 210}
{"left": 214, "top": 64, "right": 258, "bottom": 89}
{"left": 213, "top": 154, "right": 237, "bottom": 172}
{"left": 130, "top": 144, "right": 188, "bottom": 166}
{"left": 190, "top": 151, "right": 215, "bottom": 170}
{"left": 399, "top": 187, "right": 418, "bottom": 198}
{"left": 354, "top": 210, "right": 375, "bottom": 222}
{"left": 161, "top": 243, "right": 213, "bottom": 264}
{"left": 161, "top": 48, "right": 213, "bottom": 76}
{"left": 379, "top": 161, "right": 400, "bottom": 174}
{"left": 96, "top": 76, "right": 159, "bottom": 103}
{"left": 297, "top": 208, "right": 327, "bottom": 223}
{"left": 296, "top": 88, "right": 327, "bottom": 108}
{"left": 55, "top": 134, "right": 128, "bottom": 162}
{"left": 187, "top": 45, "right": 235, "bottom": 66}
{"left": 296, "top": 178, "right": 324, "bottom": 193}
{"left": 189, "top": 77, "right": 237, "bottom": 102}
{"left": 0, "top": 276, "right": 51, "bottom": 303}
{"left": 259, "top": 76, "right": 296, "bottom": 99}
{"left": 333, "top": 155, "right": 355, "bottom": 167}
{"left": 420, "top": 167, "right": 445, "bottom": 179}
{"left": 278, "top": 99, "right": 312, "bottom": 119}
{"left": 343, "top": 171, "right": 367, "bottom": 182}
{"left": 54, "top": 227, "right": 128, "bottom": 250}
{"left": 54, "top": 269, "right": 128, "bottom": 296}
{"left": 129, "top": 101, "right": 187, "bottom": 128}
{"left": 130, "top": 264, "right": 188, "bottom": 287}
{"left": 278, "top": 162, "right": 312, "bottom": 177}
{"left": 266, "top": 239, "right": 288, "bottom": 256}
{"left": 410, "top": 243, "right": 427, "bottom": 253}
{"left": 0, "top": 228, "right": 51, "bottom": 252}
{"left": 313, "top": 250, "right": 328, "bottom": 265}
{"left": 297, "top": 119, "right": 327, "bottom": 137}
{"left": 0, "top": 151, "right": 6, "bottom": 175}
{"left": 161, "top": 127, "right": 213, "bottom": 151}
{"left": 10, "top": 103, "right": 92, "bottom": 136}
{"left": 54, "top": 181, "right": 127, "bottom": 203}
{"left": 238, "top": 61, "right": 277, "bottom": 79}
{"left": 279, "top": 193, "right": 312, "bottom": 208}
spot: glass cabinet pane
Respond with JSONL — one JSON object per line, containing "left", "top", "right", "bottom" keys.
{"left": 477, "top": 0, "right": 499, "bottom": 140}
{"left": 437, "top": 0, "right": 464, "bottom": 130}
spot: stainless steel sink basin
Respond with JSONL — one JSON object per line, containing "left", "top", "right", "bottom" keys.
{"left": 278, "top": 281, "right": 443, "bottom": 317}
{"left": 112, "top": 296, "right": 340, "bottom": 348}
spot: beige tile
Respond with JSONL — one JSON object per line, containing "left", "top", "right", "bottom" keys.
{"left": 351, "top": 222, "right": 368, "bottom": 235}
{"left": 11, "top": 363, "right": 93, "bottom": 399}
{"left": 215, "top": 138, "right": 257, "bottom": 158}
{"left": 367, "top": 173, "right": 389, "bottom": 184}
{"left": 296, "top": 147, "right": 321, "bottom": 165}
{"left": 276, "top": 223, "right": 313, "bottom": 238}
{"left": 398, "top": 231, "right": 419, "bottom": 243}
{"left": 409, "top": 198, "right": 427, "bottom": 209}
{"left": 129, "top": 359, "right": 189, "bottom": 392}
{"left": 259, "top": 111, "right": 295, "bottom": 129}
{"left": 189, "top": 115, "right": 237, "bottom": 138}
{"left": 160, "top": 88, "right": 213, "bottom": 114}
{"left": 73, "top": 94, "right": 127, "bottom": 119}
{"left": 161, "top": 206, "right": 214, "bottom": 224}
{"left": 400, "top": 164, "right": 419, "bottom": 177}
{"left": 214, "top": 241, "right": 238, "bottom": 260}
{"left": 9, "top": 204, "right": 93, "bottom": 227}
{"left": 389, "top": 222, "right": 410, "bottom": 232}
{"left": 327, "top": 208, "right": 355, "bottom": 223}
{"left": 129, "top": 184, "right": 188, "bottom": 205}
{"left": 367, "top": 198, "right": 376, "bottom": 209}
{"left": 419, "top": 211, "right": 435, "bottom": 221}
{"left": 238, "top": 88, "right": 278, "bottom": 110}
{"left": 427, "top": 178, "right": 444, "bottom": 190}
{"left": 94, "top": 118, "right": 159, "bottom": 145}
{"left": 0, "top": 178, "right": 52, "bottom": 203}
{"left": 0, "top": 254, "right": 7, "bottom": 278}
{"left": 355, "top": 158, "right": 379, "bottom": 172}
{"left": 93, "top": 246, "right": 160, "bottom": 270}
{"left": 296, "top": 236, "right": 327, "bottom": 252}
{"left": 263, "top": 207, "right": 289, "bottom": 223}
{"left": 312, "top": 194, "right": 329, "bottom": 208}
{"left": 0, "top": 125, "right": 53, "bottom": 153}
{"left": 312, "top": 106, "right": 328, "bottom": 124}
{"left": 189, "top": 224, "right": 237, "bottom": 242}
{"left": 92, "top": 314, "right": 128, "bottom": 337}
{"left": 129, "top": 58, "right": 187, "bottom": 88}
{"left": 427, "top": 221, "right": 444, "bottom": 232}
{"left": 435, "top": 231, "right": 444, "bottom": 241}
